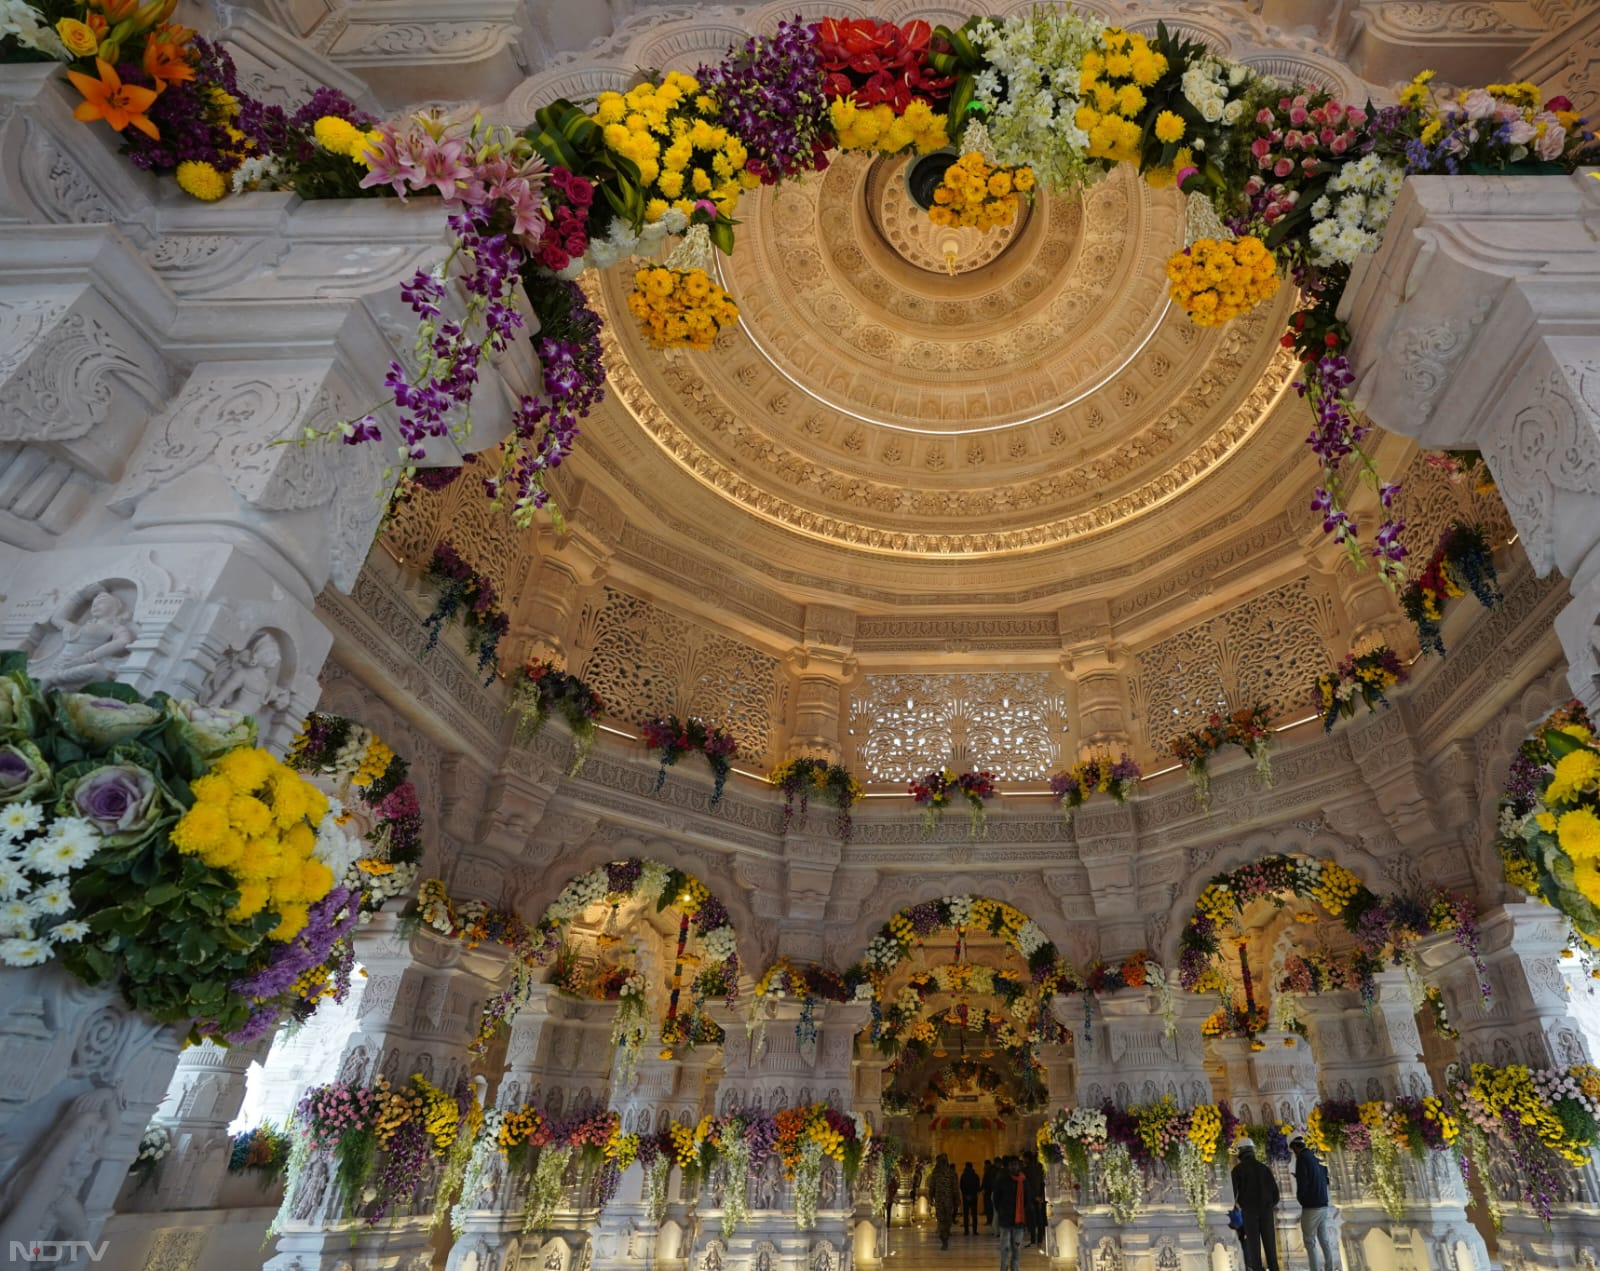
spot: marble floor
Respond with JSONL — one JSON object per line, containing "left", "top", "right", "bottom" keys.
{"left": 880, "top": 1217, "right": 1062, "bottom": 1271}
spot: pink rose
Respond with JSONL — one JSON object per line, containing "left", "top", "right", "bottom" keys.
{"left": 1245, "top": 176, "right": 1264, "bottom": 195}
{"left": 1320, "top": 126, "right": 1336, "bottom": 145}
{"left": 1535, "top": 122, "right": 1567, "bottom": 161}
{"left": 1504, "top": 118, "right": 1537, "bottom": 145}
{"left": 1251, "top": 137, "right": 1271, "bottom": 161}
{"left": 1460, "top": 88, "right": 1496, "bottom": 120}
{"left": 1274, "top": 157, "right": 1294, "bottom": 178}
{"left": 1330, "top": 133, "right": 1350, "bottom": 154}
{"left": 1290, "top": 107, "right": 1309, "bottom": 126}
{"left": 1546, "top": 95, "right": 1573, "bottom": 112}
{"left": 1257, "top": 107, "right": 1274, "bottom": 126}
{"left": 1348, "top": 108, "right": 1368, "bottom": 127}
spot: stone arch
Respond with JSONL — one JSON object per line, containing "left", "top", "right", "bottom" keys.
{"left": 838, "top": 876, "right": 1077, "bottom": 974}
{"left": 512, "top": 833, "right": 766, "bottom": 974}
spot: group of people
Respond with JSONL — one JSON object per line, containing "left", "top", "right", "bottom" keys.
{"left": 925, "top": 1151, "right": 1047, "bottom": 1263}
{"left": 901, "top": 1135, "right": 1337, "bottom": 1271}
{"left": 1231, "top": 1134, "right": 1339, "bottom": 1271}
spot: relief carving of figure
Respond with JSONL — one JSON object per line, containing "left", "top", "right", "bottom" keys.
{"left": 204, "top": 631, "right": 289, "bottom": 719}
{"left": 0, "top": 1086, "right": 120, "bottom": 1248}
{"left": 31, "top": 590, "right": 136, "bottom": 690}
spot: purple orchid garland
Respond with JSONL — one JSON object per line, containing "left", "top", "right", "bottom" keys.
{"left": 696, "top": 18, "right": 832, "bottom": 184}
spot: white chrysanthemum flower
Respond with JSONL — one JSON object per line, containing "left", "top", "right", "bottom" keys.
{"left": 0, "top": 862, "right": 24, "bottom": 900}
{"left": 26, "top": 827, "right": 97, "bottom": 875}
{"left": 331, "top": 724, "right": 374, "bottom": 774}
{"left": 0, "top": 898, "right": 33, "bottom": 935}
{"left": 49, "top": 919, "right": 90, "bottom": 943}
{"left": 27, "top": 884, "right": 73, "bottom": 916}
{"left": 640, "top": 860, "right": 671, "bottom": 903}
{"left": 0, "top": 937, "right": 49, "bottom": 966}
{"left": 0, "top": 802, "right": 42, "bottom": 840}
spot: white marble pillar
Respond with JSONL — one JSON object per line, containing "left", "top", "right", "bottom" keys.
{"left": 1341, "top": 169, "right": 1600, "bottom": 713}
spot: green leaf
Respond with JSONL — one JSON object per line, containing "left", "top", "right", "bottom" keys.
{"left": 78, "top": 680, "right": 141, "bottom": 704}
{"left": 1544, "top": 728, "right": 1584, "bottom": 760}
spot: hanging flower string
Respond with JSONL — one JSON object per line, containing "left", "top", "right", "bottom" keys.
{"left": 419, "top": 539, "right": 509, "bottom": 684}
{"left": 1400, "top": 521, "right": 1503, "bottom": 657}
{"left": 639, "top": 715, "right": 739, "bottom": 806}
{"left": 768, "top": 757, "right": 864, "bottom": 841}
{"left": 510, "top": 658, "right": 605, "bottom": 775}
{"left": 1049, "top": 753, "right": 1141, "bottom": 825}
{"left": 1313, "top": 646, "right": 1406, "bottom": 732}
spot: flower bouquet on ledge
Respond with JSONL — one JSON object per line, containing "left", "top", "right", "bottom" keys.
{"left": 1314, "top": 646, "right": 1407, "bottom": 732}
{"left": 1224, "top": 705, "right": 1275, "bottom": 786}
{"left": 420, "top": 540, "right": 510, "bottom": 685}
{"left": 769, "top": 756, "right": 864, "bottom": 841}
{"left": 639, "top": 715, "right": 738, "bottom": 807}
{"left": 0, "top": 653, "right": 358, "bottom": 1045}
{"left": 1400, "top": 521, "right": 1502, "bottom": 658}
{"left": 1170, "top": 715, "right": 1231, "bottom": 812}
{"left": 1049, "top": 753, "right": 1141, "bottom": 826}
{"left": 511, "top": 659, "right": 605, "bottom": 775}
{"left": 910, "top": 769, "right": 1000, "bottom": 840}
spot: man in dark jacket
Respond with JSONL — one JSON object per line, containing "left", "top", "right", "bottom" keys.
{"left": 1292, "top": 1135, "right": 1336, "bottom": 1270}
{"left": 930, "top": 1154, "right": 960, "bottom": 1249}
{"left": 1023, "top": 1150, "right": 1047, "bottom": 1245}
{"left": 1231, "top": 1140, "right": 1281, "bottom": 1271}
{"left": 981, "top": 1158, "right": 997, "bottom": 1228}
{"left": 960, "top": 1162, "right": 982, "bottom": 1234}
{"left": 991, "top": 1156, "right": 1033, "bottom": 1271}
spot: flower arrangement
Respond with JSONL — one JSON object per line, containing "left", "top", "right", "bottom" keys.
{"left": 420, "top": 540, "right": 509, "bottom": 684}
{"left": 510, "top": 659, "right": 604, "bottom": 775}
{"left": 827, "top": 97, "right": 949, "bottom": 153}
{"left": 639, "top": 716, "right": 738, "bottom": 807}
{"left": 1496, "top": 702, "right": 1600, "bottom": 943}
{"left": 0, "top": 654, "right": 371, "bottom": 1046}
{"left": 286, "top": 712, "right": 423, "bottom": 915}
{"left": 609, "top": 968, "right": 650, "bottom": 1086}
{"left": 1400, "top": 521, "right": 1502, "bottom": 657}
{"left": 129, "top": 1124, "right": 171, "bottom": 1179}
{"left": 1164, "top": 236, "right": 1281, "bottom": 327}
{"left": 928, "top": 151, "right": 1034, "bottom": 229}
{"left": 627, "top": 264, "right": 740, "bottom": 350}
{"left": 1169, "top": 715, "right": 1229, "bottom": 811}
{"left": 815, "top": 18, "right": 953, "bottom": 115}
{"left": 697, "top": 17, "right": 831, "bottom": 184}
{"left": 1176, "top": 852, "right": 1488, "bottom": 1019}
{"left": 1050, "top": 753, "right": 1141, "bottom": 824}
{"left": 229, "top": 1123, "right": 292, "bottom": 1179}
{"left": 1314, "top": 646, "right": 1407, "bottom": 732}
{"left": 908, "top": 768, "right": 996, "bottom": 838}
{"left": 768, "top": 756, "right": 863, "bottom": 841}
{"left": 864, "top": 894, "right": 1064, "bottom": 984}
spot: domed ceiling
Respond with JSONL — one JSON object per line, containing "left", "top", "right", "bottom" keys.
{"left": 580, "top": 145, "right": 1313, "bottom": 604}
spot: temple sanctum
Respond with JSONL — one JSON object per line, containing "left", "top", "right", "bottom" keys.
{"left": 1, "top": 1, "right": 1600, "bottom": 1270}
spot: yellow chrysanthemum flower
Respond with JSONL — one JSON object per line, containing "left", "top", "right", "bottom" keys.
{"left": 175, "top": 161, "right": 227, "bottom": 202}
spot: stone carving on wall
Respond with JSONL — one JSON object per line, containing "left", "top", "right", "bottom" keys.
{"left": 1129, "top": 576, "right": 1341, "bottom": 755}
{"left": 204, "top": 630, "right": 291, "bottom": 720}
{"left": 575, "top": 586, "right": 786, "bottom": 765}
{"left": 847, "top": 672, "right": 1068, "bottom": 782}
{"left": 27, "top": 587, "right": 137, "bottom": 689}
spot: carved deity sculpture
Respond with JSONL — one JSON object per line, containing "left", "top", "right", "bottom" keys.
{"left": 0, "top": 1087, "right": 120, "bottom": 1248}
{"left": 204, "top": 631, "right": 289, "bottom": 719}
{"left": 31, "top": 590, "right": 136, "bottom": 689}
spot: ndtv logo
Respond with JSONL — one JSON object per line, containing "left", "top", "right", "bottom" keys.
{"left": 9, "top": 1244, "right": 108, "bottom": 1264}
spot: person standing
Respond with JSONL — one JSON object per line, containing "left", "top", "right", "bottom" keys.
{"left": 1292, "top": 1135, "right": 1337, "bottom": 1271}
{"left": 1023, "top": 1150, "right": 1047, "bottom": 1246}
{"left": 981, "top": 1158, "right": 997, "bottom": 1228}
{"left": 1231, "top": 1139, "right": 1281, "bottom": 1271}
{"left": 886, "top": 1169, "right": 899, "bottom": 1231}
{"left": 960, "top": 1162, "right": 982, "bottom": 1235}
{"left": 931, "top": 1154, "right": 960, "bottom": 1249}
{"left": 991, "top": 1156, "right": 1031, "bottom": 1271}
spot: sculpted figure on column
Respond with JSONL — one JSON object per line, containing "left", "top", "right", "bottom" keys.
{"left": 31, "top": 590, "right": 137, "bottom": 689}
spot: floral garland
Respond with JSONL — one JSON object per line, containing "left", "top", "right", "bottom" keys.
{"left": 751, "top": 957, "right": 867, "bottom": 1051}
{"left": 228, "top": 1123, "right": 291, "bottom": 1179}
{"left": 1496, "top": 701, "right": 1600, "bottom": 943}
{"left": 1314, "top": 646, "right": 1407, "bottom": 731}
{"left": 287, "top": 711, "right": 424, "bottom": 916}
{"left": 639, "top": 716, "right": 738, "bottom": 807}
{"left": 1049, "top": 753, "right": 1141, "bottom": 824}
{"left": 768, "top": 756, "right": 863, "bottom": 841}
{"left": 908, "top": 768, "right": 997, "bottom": 839}
{"left": 1401, "top": 522, "right": 1502, "bottom": 657}
{"left": 420, "top": 540, "right": 509, "bottom": 685}
{"left": 609, "top": 968, "right": 650, "bottom": 1087}
{"left": 0, "top": 654, "right": 363, "bottom": 1045}
{"left": 1176, "top": 853, "right": 1489, "bottom": 1024}
{"left": 511, "top": 659, "right": 604, "bottom": 775}
{"left": 1305, "top": 1095, "right": 1459, "bottom": 1220}
{"left": 23, "top": 2, "right": 1598, "bottom": 564}
{"left": 863, "top": 894, "right": 1065, "bottom": 984}
{"left": 1167, "top": 705, "right": 1274, "bottom": 811}
{"left": 1448, "top": 1062, "right": 1600, "bottom": 1225}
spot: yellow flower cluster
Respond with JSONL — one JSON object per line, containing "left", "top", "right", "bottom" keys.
{"left": 312, "top": 115, "right": 382, "bottom": 166}
{"left": 1076, "top": 28, "right": 1169, "bottom": 166}
{"left": 170, "top": 746, "right": 334, "bottom": 941}
{"left": 1468, "top": 1064, "right": 1593, "bottom": 1165}
{"left": 1188, "top": 1103, "right": 1223, "bottom": 1162}
{"left": 351, "top": 737, "right": 395, "bottom": 788}
{"left": 1421, "top": 1095, "right": 1459, "bottom": 1145}
{"left": 809, "top": 1117, "right": 847, "bottom": 1161}
{"left": 375, "top": 1077, "right": 421, "bottom": 1149}
{"left": 1305, "top": 1107, "right": 1331, "bottom": 1153}
{"left": 1311, "top": 862, "right": 1363, "bottom": 916}
{"left": 176, "top": 161, "right": 228, "bottom": 202}
{"left": 1195, "top": 883, "right": 1235, "bottom": 926}
{"left": 669, "top": 1116, "right": 712, "bottom": 1169}
{"left": 1166, "top": 236, "right": 1280, "bottom": 327}
{"left": 594, "top": 72, "right": 757, "bottom": 222}
{"left": 828, "top": 98, "right": 948, "bottom": 154}
{"left": 416, "top": 1073, "right": 462, "bottom": 1149}
{"left": 627, "top": 266, "right": 739, "bottom": 351}
{"left": 929, "top": 152, "right": 1035, "bottom": 231}
{"left": 605, "top": 1128, "right": 640, "bottom": 1171}
{"left": 499, "top": 1106, "right": 542, "bottom": 1150}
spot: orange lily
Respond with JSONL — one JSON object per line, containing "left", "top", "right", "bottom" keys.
{"left": 142, "top": 31, "right": 195, "bottom": 89}
{"left": 86, "top": 0, "right": 141, "bottom": 23}
{"left": 67, "top": 59, "right": 160, "bottom": 139}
